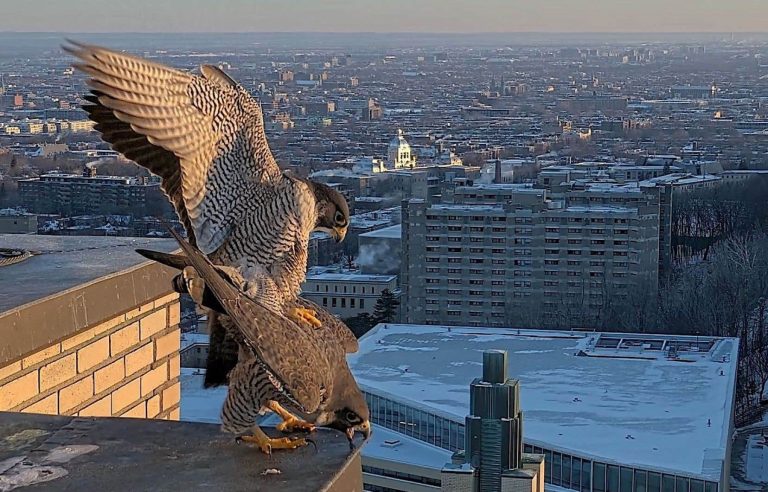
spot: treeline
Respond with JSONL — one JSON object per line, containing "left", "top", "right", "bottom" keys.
{"left": 672, "top": 176, "right": 768, "bottom": 262}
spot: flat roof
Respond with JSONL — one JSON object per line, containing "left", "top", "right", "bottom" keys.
{"left": 305, "top": 272, "right": 397, "bottom": 283}
{"left": 0, "top": 235, "right": 178, "bottom": 312}
{"left": 349, "top": 324, "right": 738, "bottom": 479}
{"left": 359, "top": 224, "right": 402, "bottom": 239}
{"left": 363, "top": 425, "right": 452, "bottom": 470}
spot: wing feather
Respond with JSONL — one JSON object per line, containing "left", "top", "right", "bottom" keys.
{"left": 66, "top": 41, "right": 282, "bottom": 254}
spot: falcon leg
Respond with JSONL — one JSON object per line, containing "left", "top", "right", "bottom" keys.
{"left": 268, "top": 401, "right": 316, "bottom": 433}
{"left": 288, "top": 307, "right": 322, "bottom": 329}
{"left": 235, "top": 426, "right": 309, "bottom": 455}
{"left": 172, "top": 267, "right": 229, "bottom": 313}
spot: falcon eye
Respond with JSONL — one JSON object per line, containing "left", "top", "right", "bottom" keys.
{"left": 334, "top": 211, "right": 346, "bottom": 225}
{"left": 345, "top": 411, "right": 361, "bottom": 424}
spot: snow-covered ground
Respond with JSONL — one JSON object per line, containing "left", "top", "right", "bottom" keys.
{"left": 179, "top": 368, "right": 226, "bottom": 424}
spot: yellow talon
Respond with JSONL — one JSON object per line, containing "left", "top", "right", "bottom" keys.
{"left": 288, "top": 307, "right": 322, "bottom": 329}
{"left": 269, "top": 401, "right": 316, "bottom": 433}
{"left": 236, "top": 427, "right": 309, "bottom": 455}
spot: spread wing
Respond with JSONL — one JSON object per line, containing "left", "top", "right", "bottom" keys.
{"left": 165, "top": 226, "right": 328, "bottom": 413}
{"left": 65, "top": 41, "right": 281, "bottom": 253}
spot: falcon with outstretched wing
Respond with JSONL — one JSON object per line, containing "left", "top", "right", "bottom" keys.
{"left": 65, "top": 41, "right": 349, "bottom": 387}
{"left": 143, "top": 231, "right": 369, "bottom": 454}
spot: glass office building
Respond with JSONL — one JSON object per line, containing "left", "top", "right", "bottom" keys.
{"left": 364, "top": 391, "right": 722, "bottom": 492}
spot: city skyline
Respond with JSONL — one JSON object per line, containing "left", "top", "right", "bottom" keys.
{"left": 2, "top": 0, "right": 768, "bottom": 34}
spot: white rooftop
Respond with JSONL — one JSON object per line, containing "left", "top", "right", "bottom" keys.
{"left": 348, "top": 324, "right": 738, "bottom": 479}
{"left": 362, "top": 425, "right": 452, "bottom": 470}
{"left": 359, "top": 224, "right": 402, "bottom": 239}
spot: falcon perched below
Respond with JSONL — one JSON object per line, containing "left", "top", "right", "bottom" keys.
{"left": 65, "top": 41, "right": 350, "bottom": 386}
{"left": 144, "top": 228, "right": 370, "bottom": 454}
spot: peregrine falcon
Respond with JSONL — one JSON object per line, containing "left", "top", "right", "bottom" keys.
{"left": 65, "top": 41, "right": 350, "bottom": 385}
{"left": 142, "top": 229, "right": 370, "bottom": 454}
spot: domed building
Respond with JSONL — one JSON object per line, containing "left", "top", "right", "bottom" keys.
{"left": 387, "top": 129, "right": 415, "bottom": 169}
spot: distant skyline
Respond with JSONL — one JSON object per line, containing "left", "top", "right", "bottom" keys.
{"left": 3, "top": 0, "right": 768, "bottom": 34}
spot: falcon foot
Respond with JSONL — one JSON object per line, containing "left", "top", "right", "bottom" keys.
{"left": 268, "top": 401, "right": 316, "bottom": 433}
{"left": 235, "top": 432, "right": 312, "bottom": 455}
{"left": 180, "top": 266, "right": 206, "bottom": 305}
{"left": 288, "top": 307, "right": 322, "bottom": 329}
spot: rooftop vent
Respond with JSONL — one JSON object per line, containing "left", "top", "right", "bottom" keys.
{"left": 381, "top": 439, "right": 402, "bottom": 448}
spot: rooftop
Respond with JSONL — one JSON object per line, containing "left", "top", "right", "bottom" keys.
{"left": 358, "top": 224, "right": 402, "bottom": 239}
{"left": 348, "top": 324, "right": 738, "bottom": 479}
{"left": 0, "top": 411, "right": 362, "bottom": 491}
{"left": 0, "top": 235, "right": 178, "bottom": 312}
{"left": 305, "top": 271, "right": 397, "bottom": 283}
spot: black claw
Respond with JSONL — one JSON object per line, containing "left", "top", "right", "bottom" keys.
{"left": 235, "top": 436, "right": 243, "bottom": 445}
{"left": 305, "top": 438, "right": 318, "bottom": 453}
{"left": 172, "top": 274, "right": 188, "bottom": 294}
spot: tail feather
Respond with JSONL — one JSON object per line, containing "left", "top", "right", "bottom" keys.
{"left": 136, "top": 249, "right": 190, "bottom": 270}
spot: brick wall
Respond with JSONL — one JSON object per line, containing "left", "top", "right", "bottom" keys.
{"left": 0, "top": 292, "right": 181, "bottom": 420}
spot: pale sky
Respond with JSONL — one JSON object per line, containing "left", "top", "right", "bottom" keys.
{"left": 3, "top": 0, "right": 767, "bottom": 33}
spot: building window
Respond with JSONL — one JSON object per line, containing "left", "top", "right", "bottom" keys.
{"left": 341, "top": 298, "right": 346, "bottom": 308}
{"left": 621, "top": 467, "right": 633, "bottom": 492}
{"left": 635, "top": 470, "right": 647, "bottom": 492}
{"left": 594, "top": 463, "right": 606, "bottom": 492}
{"left": 607, "top": 465, "right": 620, "bottom": 492}
{"left": 332, "top": 298, "right": 337, "bottom": 307}
{"left": 360, "top": 299, "right": 364, "bottom": 309}
{"left": 350, "top": 298, "right": 355, "bottom": 308}
{"left": 322, "top": 297, "right": 327, "bottom": 307}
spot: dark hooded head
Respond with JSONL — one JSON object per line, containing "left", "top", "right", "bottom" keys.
{"left": 311, "top": 364, "right": 371, "bottom": 447}
{"left": 310, "top": 181, "right": 350, "bottom": 242}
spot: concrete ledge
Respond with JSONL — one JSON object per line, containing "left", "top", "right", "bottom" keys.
{"left": 0, "top": 411, "right": 363, "bottom": 491}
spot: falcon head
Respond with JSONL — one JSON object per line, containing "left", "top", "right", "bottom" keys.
{"left": 310, "top": 181, "right": 350, "bottom": 243}
{"left": 311, "top": 367, "right": 371, "bottom": 448}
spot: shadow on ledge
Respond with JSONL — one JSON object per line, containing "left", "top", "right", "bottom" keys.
{"left": 0, "top": 412, "right": 362, "bottom": 491}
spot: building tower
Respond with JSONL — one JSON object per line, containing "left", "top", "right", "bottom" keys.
{"left": 441, "top": 350, "right": 545, "bottom": 492}
{"left": 387, "top": 129, "right": 415, "bottom": 169}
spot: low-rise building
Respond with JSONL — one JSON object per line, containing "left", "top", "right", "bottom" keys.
{"left": 301, "top": 268, "right": 399, "bottom": 319}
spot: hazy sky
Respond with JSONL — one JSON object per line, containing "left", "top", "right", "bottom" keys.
{"left": 3, "top": 0, "right": 767, "bottom": 33}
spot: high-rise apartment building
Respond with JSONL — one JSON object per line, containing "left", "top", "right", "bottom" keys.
{"left": 401, "top": 184, "right": 660, "bottom": 327}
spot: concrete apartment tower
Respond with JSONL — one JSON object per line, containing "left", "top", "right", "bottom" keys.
{"left": 441, "top": 350, "right": 545, "bottom": 492}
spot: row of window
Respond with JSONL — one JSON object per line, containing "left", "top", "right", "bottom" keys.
{"left": 320, "top": 297, "right": 365, "bottom": 309}
{"left": 362, "top": 466, "right": 441, "bottom": 487}
{"left": 310, "top": 284, "right": 382, "bottom": 294}
{"left": 524, "top": 444, "right": 718, "bottom": 492}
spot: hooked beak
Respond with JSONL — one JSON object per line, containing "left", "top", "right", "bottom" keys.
{"left": 332, "top": 226, "right": 347, "bottom": 243}
{"left": 345, "top": 420, "right": 371, "bottom": 450}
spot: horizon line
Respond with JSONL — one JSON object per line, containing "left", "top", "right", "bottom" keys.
{"left": 1, "top": 30, "right": 767, "bottom": 36}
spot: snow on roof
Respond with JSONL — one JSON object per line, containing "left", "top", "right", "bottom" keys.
{"left": 349, "top": 324, "right": 738, "bottom": 479}
{"left": 563, "top": 205, "right": 636, "bottom": 214}
{"left": 362, "top": 425, "right": 452, "bottom": 470}
{"left": 180, "top": 368, "right": 226, "bottom": 425}
{"left": 359, "top": 224, "right": 402, "bottom": 239}
{"left": 305, "top": 271, "right": 397, "bottom": 283}
{"left": 430, "top": 204, "right": 503, "bottom": 213}
{"left": 181, "top": 332, "right": 210, "bottom": 351}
